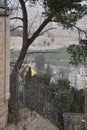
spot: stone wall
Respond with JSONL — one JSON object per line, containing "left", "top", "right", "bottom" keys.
{"left": 0, "top": 9, "right": 11, "bottom": 130}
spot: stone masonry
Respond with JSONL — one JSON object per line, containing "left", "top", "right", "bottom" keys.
{"left": 0, "top": 8, "right": 11, "bottom": 130}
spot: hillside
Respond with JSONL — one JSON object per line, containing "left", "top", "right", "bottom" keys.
{"left": 7, "top": 108, "right": 59, "bottom": 130}
{"left": 10, "top": 15, "right": 87, "bottom": 51}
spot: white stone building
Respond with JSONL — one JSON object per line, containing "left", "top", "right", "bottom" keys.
{"left": 68, "top": 65, "right": 87, "bottom": 89}
{"left": 69, "top": 70, "right": 79, "bottom": 88}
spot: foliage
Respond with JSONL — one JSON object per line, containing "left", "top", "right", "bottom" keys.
{"left": 10, "top": 0, "right": 87, "bottom": 73}
{"left": 11, "top": 47, "right": 70, "bottom": 66}
{"left": 53, "top": 79, "right": 70, "bottom": 112}
{"left": 68, "top": 87, "right": 84, "bottom": 113}
{"left": 57, "top": 79, "right": 70, "bottom": 90}
{"left": 7, "top": 113, "right": 15, "bottom": 124}
{"left": 49, "top": 79, "right": 84, "bottom": 113}
{"left": 67, "top": 40, "right": 87, "bottom": 65}
{"left": 42, "top": 0, "right": 86, "bottom": 27}
{"left": 35, "top": 54, "right": 46, "bottom": 71}
{"left": 10, "top": 0, "right": 87, "bottom": 125}
{"left": 21, "top": 73, "right": 84, "bottom": 130}
{"left": 43, "top": 47, "right": 70, "bottom": 64}
{"left": 45, "top": 63, "right": 52, "bottom": 76}
{"left": 32, "top": 73, "right": 51, "bottom": 85}
{"left": 27, "top": 105, "right": 35, "bottom": 111}
{"left": 24, "top": 74, "right": 84, "bottom": 113}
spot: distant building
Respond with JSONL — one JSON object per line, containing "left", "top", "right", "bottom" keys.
{"left": 51, "top": 68, "right": 64, "bottom": 83}
{"left": 68, "top": 65, "right": 87, "bottom": 89}
{"left": 78, "top": 65, "right": 87, "bottom": 89}
{"left": 51, "top": 75, "right": 59, "bottom": 83}
{"left": 68, "top": 70, "right": 79, "bottom": 88}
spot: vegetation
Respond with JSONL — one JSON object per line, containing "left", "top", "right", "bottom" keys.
{"left": 45, "top": 63, "right": 52, "bottom": 76}
{"left": 67, "top": 40, "right": 87, "bottom": 66}
{"left": 10, "top": 0, "right": 86, "bottom": 93}
{"left": 44, "top": 47, "right": 70, "bottom": 61}
{"left": 10, "top": 0, "right": 86, "bottom": 88}
{"left": 27, "top": 105, "right": 35, "bottom": 111}
{"left": 10, "top": 47, "right": 70, "bottom": 66}
{"left": 35, "top": 54, "right": 46, "bottom": 71}
{"left": 33, "top": 47, "right": 70, "bottom": 65}
{"left": 9, "top": 0, "right": 87, "bottom": 129}
{"left": 7, "top": 113, "right": 15, "bottom": 124}
{"left": 21, "top": 73, "right": 84, "bottom": 129}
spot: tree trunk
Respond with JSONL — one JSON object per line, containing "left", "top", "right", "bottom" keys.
{"left": 58, "top": 112, "right": 64, "bottom": 130}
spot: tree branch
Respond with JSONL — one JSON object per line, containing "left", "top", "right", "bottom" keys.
{"left": 51, "top": 19, "right": 87, "bottom": 38}
{"left": 28, "top": 11, "right": 39, "bottom": 37}
{"left": 10, "top": 26, "right": 23, "bottom": 32}
{"left": 10, "top": 17, "right": 23, "bottom": 21}
{"left": 19, "top": 0, "right": 28, "bottom": 44}
{"left": 72, "top": 24, "right": 87, "bottom": 38}
{"left": 27, "top": 15, "right": 52, "bottom": 47}
{"left": 39, "top": 27, "right": 56, "bottom": 36}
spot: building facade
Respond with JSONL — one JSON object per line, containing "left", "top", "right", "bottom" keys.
{"left": 68, "top": 65, "right": 87, "bottom": 89}
{"left": 0, "top": 8, "right": 11, "bottom": 129}
{"left": 69, "top": 70, "right": 79, "bottom": 88}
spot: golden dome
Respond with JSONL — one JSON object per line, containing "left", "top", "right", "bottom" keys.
{"left": 18, "top": 57, "right": 37, "bottom": 83}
